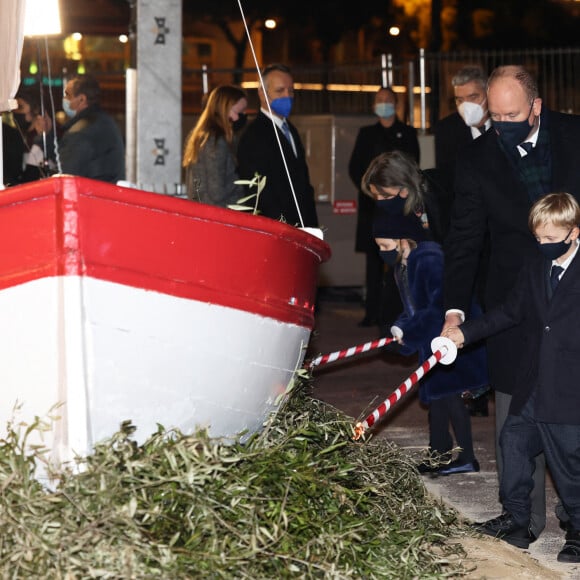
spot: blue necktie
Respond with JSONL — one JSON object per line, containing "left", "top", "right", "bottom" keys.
{"left": 281, "top": 120, "right": 292, "bottom": 143}
{"left": 520, "top": 141, "right": 534, "bottom": 155}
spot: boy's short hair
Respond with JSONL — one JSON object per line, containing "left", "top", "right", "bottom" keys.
{"left": 529, "top": 192, "right": 580, "bottom": 232}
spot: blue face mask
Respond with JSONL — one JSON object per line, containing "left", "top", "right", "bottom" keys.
{"left": 270, "top": 96, "right": 293, "bottom": 118}
{"left": 374, "top": 103, "right": 396, "bottom": 119}
{"left": 62, "top": 98, "right": 76, "bottom": 118}
{"left": 379, "top": 249, "right": 399, "bottom": 266}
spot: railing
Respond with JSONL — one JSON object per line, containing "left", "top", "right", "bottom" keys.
{"left": 182, "top": 46, "right": 580, "bottom": 129}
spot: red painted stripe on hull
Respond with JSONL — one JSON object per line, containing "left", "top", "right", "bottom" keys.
{"left": 0, "top": 176, "right": 331, "bottom": 328}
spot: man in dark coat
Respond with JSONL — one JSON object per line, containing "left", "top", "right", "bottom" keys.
{"left": 434, "top": 65, "right": 491, "bottom": 417}
{"left": 433, "top": 65, "right": 490, "bottom": 201}
{"left": 59, "top": 74, "right": 125, "bottom": 184}
{"left": 237, "top": 63, "right": 318, "bottom": 228}
{"left": 442, "top": 64, "right": 580, "bottom": 541}
{"left": 348, "top": 87, "right": 420, "bottom": 328}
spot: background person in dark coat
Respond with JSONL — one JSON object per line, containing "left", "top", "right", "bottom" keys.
{"left": 59, "top": 74, "right": 125, "bottom": 184}
{"left": 434, "top": 65, "right": 492, "bottom": 417}
{"left": 442, "top": 64, "right": 580, "bottom": 540}
{"left": 1, "top": 117, "right": 26, "bottom": 186}
{"left": 433, "top": 65, "right": 491, "bottom": 200}
{"left": 237, "top": 63, "right": 318, "bottom": 228}
{"left": 348, "top": 87, "right": 420, "bottom": 328}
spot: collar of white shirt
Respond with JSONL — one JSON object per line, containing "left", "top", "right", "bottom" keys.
{"left": 517, "top": 116, "right": 541, "bottom": 157}
{"left": 470, "top": 118, "right": 492, "bottom": 140}
{"left": 553, "top": 238, "right": 580, "bottom": 273}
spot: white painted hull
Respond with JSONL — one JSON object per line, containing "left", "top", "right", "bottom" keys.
{"left": 0, "top": 276, "right": 310, "bottom": 469}
{"left": 0, "top": 176, "right": 331, "bottom": 477}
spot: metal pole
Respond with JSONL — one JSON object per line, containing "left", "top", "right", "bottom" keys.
{"left": 202, "top": 64, "right": 209, "bottom": 95}
{"left": 125, "top": 68, "right": 137, "bottom": 184}
{"left": 408, "top": 60, "right": 415, "bottom": 127}
{"left": 419, "top": 48, "right": 427, "bottom": 132}
{"left": 380, "top": 54, "right": 387, "bottom": 88}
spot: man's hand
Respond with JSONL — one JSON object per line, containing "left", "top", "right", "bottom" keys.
{"left": 443, "top": 326, "right": 465, "bottom": 348}
{"left": 32, "top": 113, "right": 52, "bottom": 135}
{"left": 441, "top": 312, "right": 463, "bottom": 334}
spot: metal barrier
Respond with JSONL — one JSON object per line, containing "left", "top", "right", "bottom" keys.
{"left": 185, "top": 47, "right": 580, "bottom": 128}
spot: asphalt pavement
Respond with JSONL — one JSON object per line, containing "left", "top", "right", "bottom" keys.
{"left": 306, "top": 289, "right": 580, "bottom": 579}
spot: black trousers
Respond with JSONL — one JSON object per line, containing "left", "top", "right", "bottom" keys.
{"left": 363, "top": 249, "right": 384, "bottom": 322}
{"left": 428, "top": 393, "right": 475, "bottom": 463}
{"left": 500, "top": 391, "right": 580, "bottom": 531}
{"left": 364, "top": 248, "right": 403, "bottom": 327}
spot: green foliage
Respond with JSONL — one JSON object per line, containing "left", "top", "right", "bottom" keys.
{"left": 0, "top": 382, "right": 470, "bottom": 578}
{"left": 231, "top": 172, "right": 267, "bottom": 215}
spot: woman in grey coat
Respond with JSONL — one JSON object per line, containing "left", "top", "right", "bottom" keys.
{"left": 183, "top": 85, "right": 248, "bottom": 207}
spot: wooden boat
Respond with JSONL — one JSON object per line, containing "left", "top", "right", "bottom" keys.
{"left": 0, "top": 175, "right": 330, "bottom": 471}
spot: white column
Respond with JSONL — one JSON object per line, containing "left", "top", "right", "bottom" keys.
{"left": 136, "top": 0, "right": 182, "bottom": 193}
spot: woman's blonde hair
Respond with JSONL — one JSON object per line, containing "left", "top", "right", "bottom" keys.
{"left": 528, "top": 192, "right": 580, "bottom": 233}
{"left": 182, "top": 85, "right": 247, "bottom": 166}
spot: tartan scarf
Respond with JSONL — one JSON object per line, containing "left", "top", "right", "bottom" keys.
{"left": 498, "top": 109, "right": 552, "bottom": 203}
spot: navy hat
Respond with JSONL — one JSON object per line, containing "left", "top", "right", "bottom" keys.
{"left": 372, "top": 204, "right": 427, "bottom": 241}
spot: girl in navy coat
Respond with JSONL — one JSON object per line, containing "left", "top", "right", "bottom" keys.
{"left": 373, "top": 203, "right": 489, "bottom": 474}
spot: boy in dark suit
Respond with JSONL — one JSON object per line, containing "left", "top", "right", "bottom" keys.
{"left": 445, "top": 192, "right": 580, "bottom": 563}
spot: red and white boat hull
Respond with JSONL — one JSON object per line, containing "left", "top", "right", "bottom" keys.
{"left": 0, "top": 176, "right": 330, "bottom": 472}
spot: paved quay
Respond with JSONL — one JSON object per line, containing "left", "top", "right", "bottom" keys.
{"left": 305, "top": 290, "right": 580, "bottom": 579}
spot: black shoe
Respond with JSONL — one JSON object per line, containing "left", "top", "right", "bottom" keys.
{"left": 472, "top": 513, "right": 535, "bottom": 549}
{"left": 415, "top": 452, "right": 452, "bottom": 475}
{"left": 358, "top": 316, "right": 377, "bottom": 327}
{"left": 558, "top": 529, "right": 580, "bottom": 563}
{"left": 416, "top": 462, "right": 441, "bottom": 474}
{"left": 438, "top": 458, "right": 480, "bottom": 475}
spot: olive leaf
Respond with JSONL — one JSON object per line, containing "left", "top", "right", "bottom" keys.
{"left": 0, "top": 379, "right": 470, "bottom": 578}
{"left": 231, "top": 172, "right": 267, "bottom": 215}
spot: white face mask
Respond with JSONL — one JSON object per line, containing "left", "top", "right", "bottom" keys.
{"left": 457, "top": 101, "right": 486, "bottom": 127}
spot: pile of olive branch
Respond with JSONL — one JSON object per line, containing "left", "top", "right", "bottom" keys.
{"left": 0, "top": 380, "right": 470, "bottom": 579}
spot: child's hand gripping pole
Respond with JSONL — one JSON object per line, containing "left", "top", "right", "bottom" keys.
{"left": 352, "top": 336, "right": 458, "bottom": 440}
{"left": 307, "top": 336, "right": 395, "bottom": 370}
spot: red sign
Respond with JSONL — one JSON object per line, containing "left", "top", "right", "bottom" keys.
{"left": 333, "top": 200, "right": 357, "bottom": 215}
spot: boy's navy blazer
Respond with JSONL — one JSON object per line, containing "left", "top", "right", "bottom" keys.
{"left": 461, "top": 247, "right": 580, "bottom": 424}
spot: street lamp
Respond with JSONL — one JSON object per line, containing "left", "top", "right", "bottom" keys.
{"left": 24, "top": 0, "right": 62, "bottom": 37}
{"left": 24, "top": 0, "right": 63, "bottom": 175}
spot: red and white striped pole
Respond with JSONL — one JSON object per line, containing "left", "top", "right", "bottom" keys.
{"left": 352, "top": 336, "right": 457, "bottom": 440}
{"left": 308, "top": 336, "right": 395, "bottom": 370}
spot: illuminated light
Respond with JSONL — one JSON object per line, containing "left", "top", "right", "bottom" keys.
{"left": 29, "top": 61, "right": 38, "bottom": 75}
{"left": 77, "top": 63, "right": 86, "bottom": 75}
{"left": 240, "top": 81, "right": 431, "bottom": 94}
{"left": 119, "top": 34, "right": 129, "bottom": 43}
{"left": 72, "top": 32, "right": 83, "bottom": 41}
{"left": 389, "top": 26, "right": 401, "bottom": 37}
{"left": 24, "top": 0, "right": 62, "bottom": 36}
{"left": 264, "top": 19, "right": 277, "bottom": 30}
